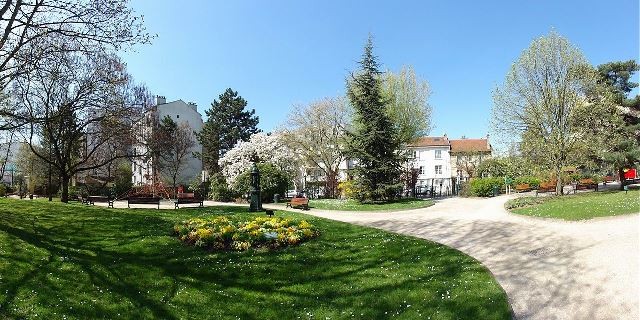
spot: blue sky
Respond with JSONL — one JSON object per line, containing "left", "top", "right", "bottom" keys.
{"left": 122, "top": 0, "right": 639, "bottom": 140}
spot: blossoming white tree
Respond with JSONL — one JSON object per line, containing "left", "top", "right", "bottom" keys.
{"left": 219, "top": 132, "right": 301, "bottom": 186}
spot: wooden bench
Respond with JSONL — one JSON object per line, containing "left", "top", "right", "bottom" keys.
{"left": 286, "top": 197, "right": 309, "bottom": 210}
{"left": 87, "top": 195, "right": 114, "bottom": 208}
{"left": 537, "top": 181, "right": 557, "bottom": 193}
{"left": 603, "top": 176, "right": 616, "bottom": 183}
{"left": 576, "top": 178, "right": 598, "bottom": 191}
{"left": 515, "top": 183, "right": 531, "bottom": 193}
{"left": 128, "top": 196, "right": 161, "bottom": 209}
{"left": 174, "top": 193, "right": 204, "bottom": 209}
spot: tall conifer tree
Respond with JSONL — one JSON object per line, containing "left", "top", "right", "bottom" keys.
{"left": 346, "top": 36, "right": 404, "bottom": 202}
{"left": 198, "top": 88, "right": 260, "bottom": 174}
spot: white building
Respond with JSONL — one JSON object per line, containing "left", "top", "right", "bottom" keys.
{"left": 407, "top": 136, "right": 453, "bottom": 195}
{"left": 132, "top": 96, "right": 204, "bottom": 187}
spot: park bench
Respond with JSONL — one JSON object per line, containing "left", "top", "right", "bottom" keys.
{"left": 603, "top": 176, "right": 616, "bottom": 183}
{"left": 87, "top": 195, "right": 114, "bottom": 208}
{"left": 174, "top": 192, "right": 204, "bottom": 209}
{"left": 515, "top": 183, "right": 531, "bottom": 193}
{"left": 576, "top": 178, "right": 598, "bottom": 191}
{"left": 537, "top": 181, "right": 556, "bottom": 193}
{"left": 127, "top": 196, "right": 161, "bottom": 209}
{"left": 286, "top": 197, "right": 309, "bottom": 210}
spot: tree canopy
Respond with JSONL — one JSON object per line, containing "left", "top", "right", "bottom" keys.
{"left": 197, "top": 88, "right": 260, "bottom": 174}
{"left": 491, "top": 31, "right": 608, "bottom": 194}
{"left": 382, "top": 66, "right": 432, "bottom": 144}
{"left": 346, "top": 36, "right": 404, "bottom": 202}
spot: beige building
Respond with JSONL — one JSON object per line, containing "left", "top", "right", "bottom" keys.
{"left": 449, "top": 136, "right": 492, "bottom": 182}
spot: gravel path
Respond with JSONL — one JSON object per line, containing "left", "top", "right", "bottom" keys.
{"left": 265, "top": 195, "right": 640, "bottom": 320}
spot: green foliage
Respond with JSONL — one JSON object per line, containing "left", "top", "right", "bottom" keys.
{"left": 469, "top": 177, "right": 504, "bottom": 197}
{"left": 597, "top": 60, "right": 639, "bottom": 103}
{"left": 504, "top": 196, "right": 548, "bottom": 210}
{"left": 114, "top": 162, "right": 133, "bottom": 197}
{"left": 0, "top": 199, "right": 511, "bottom": 319}
{"left": 174, "top": 216, "right": 320, "bottom": 251}
{"left": 234, "top": 163, "right": 290, "bottom": 203}
{"left": 346, "top": 36, "right": 404, "bottom": 202}
{"left": 337, "top": 180, "right": 359, "bottom": 199}
{"left": 476, "top": 158, "right": 508, "bottom": 177}
{"left": 0, "top": 184, "right": 6, "bottom": 197}
{"left": 458, "top": 182, "right": 473, "bottom": 197}
{"left": 513, "top": 176, "right": 541, "bottom": 188}
{"left": 492, "top": 31, "right": 606, "bottom": 195}
{"left": 208, "top": 172, "right": 238, "bottom": 202}
{"left": 306, "top": 198, "right": 434, "bottom": 211}
{"left": 594, "top": 60, "right": 640, "bottom": 189}
{"left": 197, "top": 88, "right": 261, "bottom": 173}
{"left": 381, "top": 66, "right": 432, "bottom": 144}
{"left": 508, "top": 190, "right": 640, "bottom": 220}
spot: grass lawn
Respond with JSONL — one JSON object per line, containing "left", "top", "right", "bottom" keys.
{"left": 0, "top": 198, "right": 510, "bottom": 319}
{"left": 289, "top": 198, "right": 434, "bottom": 211}
{"left": 506, "top": 190, "right": 640, "bottom": 220}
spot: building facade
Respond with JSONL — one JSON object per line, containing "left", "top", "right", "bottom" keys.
{"left": 132, "top": 96, "right": 204, "bottom": 187}
{"left": 407, "top": 135, "right": 492, "bottom": 196}
{"left": 450, "top": 136, "right": 492, "bottom": 182}
{"left": 407, "top": 136, "right": 453, "bottom": 195}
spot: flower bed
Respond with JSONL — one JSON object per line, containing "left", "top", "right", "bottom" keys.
{"left": 174, "top": 216, "right": 320, "bottom": 251}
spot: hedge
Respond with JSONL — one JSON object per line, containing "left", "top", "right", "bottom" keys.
{"left": 469, "top": 177, "right": 504, "bottom": 197}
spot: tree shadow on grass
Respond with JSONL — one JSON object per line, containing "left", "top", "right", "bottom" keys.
{"left": 0, "top": 200, "right": 511, "bottom": 319}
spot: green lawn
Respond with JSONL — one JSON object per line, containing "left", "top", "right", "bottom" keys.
{"left": 0, "top": 198, "right": 510, "bottom": 319}
{"left": 290, "top": 198, "right": 434, "bottom": 211}
{"left": 506, "top": 190, "right": 640, "bottom": 220}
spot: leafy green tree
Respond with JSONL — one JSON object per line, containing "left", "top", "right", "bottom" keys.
{"left": 197, "top": 88, "right": 260, "bottom": 174}
{"left": 346, "top": 37, "right": 404, "bottom": 202}
{"left": 595, "top": 60, "right": 640, "bottom": 188}
{"left": 492, "top": 31, "right": 607, "bottom": 195}
{"left": 233, "top": 163, "right": 290, "bottom": 203}
{"left": 382, "top": 66, "right": 432, "bottom": 144}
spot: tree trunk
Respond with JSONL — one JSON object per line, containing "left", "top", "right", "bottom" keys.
{"left": 61, "top": 175, "right": 70, "bottom": 203}
{"left": 172, "top": 176, "right": 177, "bottom": 200}
{"left": 555, "top": 166, "right": 563, "bottom": 196}
{"left": 618, "top": 167, "right": 626, "bottom": 191}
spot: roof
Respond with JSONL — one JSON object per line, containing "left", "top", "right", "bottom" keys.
{"left": 408, "top": 136, "right": 450, "bottom": 147}
{"left": 450, "top": 139, "right": 491, "bottom": 153}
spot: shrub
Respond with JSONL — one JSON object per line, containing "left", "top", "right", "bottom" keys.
{"left": 174, "top": 216, "right": 320, "bottom": 251}
{"left": 513, "top": 176, "right": 541, "bottom": 189}
{"left": 208, "top": 172, "right": 238, "bottom": 202}
{"left": 337, "top": 180, "right": 359, "bottom": 199}
{"left": 505, "top": 196, "right": 549, "bottom": 210}
{"left": 233, "top": 163, "right": 290, "bottom": 203}
{"left": 0, "top": 184, "right": 6, "bottom": 197}
{"left": 458, "top": 182, "right": 472, "bottom": 197}
{"left": 469, "top": 177, "right": 504, "bottom": 197}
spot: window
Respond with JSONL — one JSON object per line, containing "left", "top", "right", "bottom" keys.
{"left": 419, "top": 166, "right": 425, "bottom": 175}
{"left": 176, "top": 114, "right": 180, "bottom": 118}
{"left": 435, "top": 165, "right": 442, "bottom": 175}
{"left": 435, "top": 150, "right": 441, "bottom": 159}
{"left": 412, "top": 150, "right": 417, "bottom": 159}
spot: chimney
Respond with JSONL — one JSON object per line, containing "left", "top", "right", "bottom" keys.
{"left": 156, "top": 95, "right": 166, "bottom": 105}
